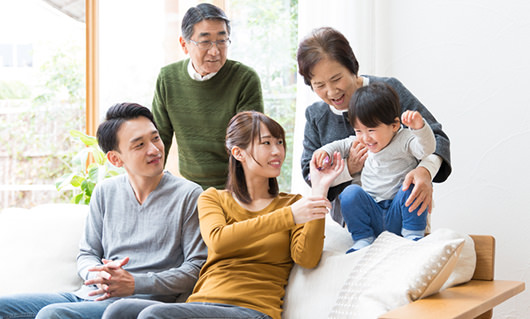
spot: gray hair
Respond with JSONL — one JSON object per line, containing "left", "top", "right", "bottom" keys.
{"left": 181, "top": 3, "right": 231, "bottom": 41}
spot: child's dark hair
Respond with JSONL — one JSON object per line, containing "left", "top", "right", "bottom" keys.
{"left": 97, "top": 103, "right": 157, "bottom": 153}
{"left": 348, "top": 82, "right": 400, "bottom": 128}
{"left": 225, "top": 111, "right": 286, "bottom": 204}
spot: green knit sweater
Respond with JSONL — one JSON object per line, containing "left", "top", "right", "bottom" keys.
{"left": 152, "top": 59, "right": 264, "bottom": 190}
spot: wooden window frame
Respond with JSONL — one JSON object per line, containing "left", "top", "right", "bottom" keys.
{"left": 86, "top": 0, "right": 98, "bottom": 137}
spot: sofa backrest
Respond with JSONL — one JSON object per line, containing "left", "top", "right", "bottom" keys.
{"left": 0, "top": 203, "right": 88, "bottom": 296}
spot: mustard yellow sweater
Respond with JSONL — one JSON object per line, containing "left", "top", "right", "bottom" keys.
{"left": 188, "top": 188, "right": 325, "bottom": 319}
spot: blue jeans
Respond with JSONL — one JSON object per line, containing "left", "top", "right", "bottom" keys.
{"left": 339, "top": 184, "right": 427, "bottom": 240}
{"left": 103, "top": 299, "right": 271, "bottom": 319}
{"left": 0, "top": 292, "right": 114, "bottom": 319}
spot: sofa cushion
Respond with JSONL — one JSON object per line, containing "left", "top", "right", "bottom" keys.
{"left": 0, "top": 204, "right": 88, "bottom": 296}
{"left": 282, "top": 215, "right": 474, "bottom": 319}
{"left": 327, "top": 232, "right": 464, "bottom": 319}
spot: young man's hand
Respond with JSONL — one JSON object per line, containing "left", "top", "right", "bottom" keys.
{"left": 85, "top": 257, "right": 135, "bottom": 301}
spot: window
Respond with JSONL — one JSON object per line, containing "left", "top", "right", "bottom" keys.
{"left": 1, "top": 0, "right": 298, "bottom": 209}
{"left": 0, "top": 0, "right": 85, "bottom": 209}
{"left": 99, "top": 0, "right": 298, "bottom": 192}
{"left": 0, "top": 44, "right": 33, "bottom": 68}
{"left": 0, "top": 44, "right": 14, "bottom": 67}
{"left": 17, "top": 44, "right": 33, "bottom": 67}
{"left": 229, "top": 0, "right": 298, "bottom": 192}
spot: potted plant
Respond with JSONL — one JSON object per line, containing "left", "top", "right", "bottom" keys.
{"left": 56, "top": 130, "right": 124, "bottom": 204}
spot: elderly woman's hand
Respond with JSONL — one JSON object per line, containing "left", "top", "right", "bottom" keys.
{"left": 347, "top": 140, "right": 368, "bottom": 176}
{"left": 402, "top": 166, "right": 433, "bottom": 215}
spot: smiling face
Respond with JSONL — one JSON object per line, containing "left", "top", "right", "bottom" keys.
{"left": 180, "top": 19, "right": 229, "bottom": 76}
{"left": 240, "top": 123, "right": 285, "bottom": 179}
{"left": 353, "top": 118, "right": 400, "bottom": 153}
{"left": 310, "top": 57, "right": 362, "bottom": 110}
{"left": 107, "top": 116, "right": 165, "bottom": 180}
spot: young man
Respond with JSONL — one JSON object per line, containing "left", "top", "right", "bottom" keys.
{"left": 152, "top": 3, "right": 264, "bottom": 190}
{"left": 0, "top": 103, "right": 207, "bottom": 319}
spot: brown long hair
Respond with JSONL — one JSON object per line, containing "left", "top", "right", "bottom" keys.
{"left": 225, "top": 111, "right": 286, "bottom": 204}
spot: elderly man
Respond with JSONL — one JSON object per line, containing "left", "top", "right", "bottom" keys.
{"left": 152, "top": 3, "right": 264, "bottom": 190}
{"left": 0, "top": 103, "right": 207, "bottom": 319}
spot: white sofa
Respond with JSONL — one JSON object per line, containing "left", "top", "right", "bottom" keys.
{"left": 0, "top": 203, "right": 488, "bottom": 318}
{"left": 0, "top": 204, "right": 88, "bottom": 296}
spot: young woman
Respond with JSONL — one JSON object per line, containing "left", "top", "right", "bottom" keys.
{"left": 297, "top": 27, "right": 451, "bottom": 224}
{"left": 102, "top": 111, "right": 344, "bottom": 319}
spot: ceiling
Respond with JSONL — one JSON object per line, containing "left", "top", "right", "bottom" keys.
{"left": 42, "top": 0, "right": 85, "bottom": 23}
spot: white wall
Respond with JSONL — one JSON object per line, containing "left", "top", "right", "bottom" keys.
{"left": 295, "top": 1, "right": 530, "bottom": 317}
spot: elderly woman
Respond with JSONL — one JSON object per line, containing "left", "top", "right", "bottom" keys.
{"left": 297, "top": 27, "right": 451, "bottom": 224}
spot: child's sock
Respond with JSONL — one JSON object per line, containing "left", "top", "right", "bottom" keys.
{"left": 346, "top": 236, "right": 375, "bottom": 254}
{"left": 402, "top": 228, "right": 425, "bottom": 241}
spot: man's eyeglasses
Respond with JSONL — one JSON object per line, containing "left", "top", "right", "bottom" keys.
{"left": 188, "top": 38, "right": 231, "bottom": 50}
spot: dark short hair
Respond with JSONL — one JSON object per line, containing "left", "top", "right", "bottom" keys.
{"left": 225, "top": 111, "right": 285, "bottom": 204}
{"left": 348, "top": 82, "right": 400, "bottom": 128}
{"left": 97, "top": 103, "right": 157, "bottom": 153}
{"left": 181, "top": 3, "right": 231, "bottom": 41}
{"left": 297, "top": 27, "right": 359, "bottom": 87}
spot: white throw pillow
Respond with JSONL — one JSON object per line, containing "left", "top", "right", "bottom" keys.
{"left": 0, "top": 204, "right": 88, "bottom": 296}
{"left": 282, "top": 215, "right": 474, "bottom": 319}
{"left": 328, "top": 231, "right": 464, "bottom": 319}
{"left": 423, "top": 228, "right": 476, "bottom": 290}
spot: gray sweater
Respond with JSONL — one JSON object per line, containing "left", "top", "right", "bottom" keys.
{"left": 320, "top": 124, "right": 436, "bottom": 202}
{"left": 74, "top": 172, "right": 207, "bottom": 302}
{"left": 302, "top": 75, "right": 451, "bottom": 201}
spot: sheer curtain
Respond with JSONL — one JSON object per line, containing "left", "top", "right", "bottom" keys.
{"left": 291, "top": 0, "right": 376, "bottom": 194}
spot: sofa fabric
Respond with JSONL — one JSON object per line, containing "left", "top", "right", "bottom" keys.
{"left": 0, "top": 204, "right": 88, "bottom": 296}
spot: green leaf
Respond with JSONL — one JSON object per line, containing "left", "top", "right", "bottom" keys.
{"left": 108, "top": 170, "right": 122, "bottom": 177}
{"left": 82, "top": 196, "right": 91, "bottom": 205}
{"left": 69, "top": 129, "right": 85, "bottom": 138}
{"left": 92, "top": 147, "right": 106, "bottom": 165}
{"left": 74, "top": 193, "right": 83, "bottom": 204}
{"left": 70, "top": 175, "right": 85, "bottom": 187}
{"left": 55, "top": 173, "right": 74, "bottom": 190}
{"left": 87, "top": 164, "right": 99, "bottom": 182}
{"left": 86, "top": 181, "right": 95, "bottom": 197}
{"left": 59, "top": 129, "right": 120, "bottom": 204}
{"left": 80, "top": 135, "right": 97, "bottom": 146}
{"left": 72, "top": 148, "right": 89, "bottom": 168}
{"left": 70, "top": 129, "right": 97, "bottom": 146}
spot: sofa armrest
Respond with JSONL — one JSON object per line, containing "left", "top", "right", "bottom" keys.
{"left": 379, "top": 279, "right": 524, "bottom": 319}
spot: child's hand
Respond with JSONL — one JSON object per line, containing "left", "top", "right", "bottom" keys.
{"left": 314, "top": 150, "right": 331, "bottom": 170}
{"left": 401, "top": 110, "right": 424, "bottom": 130}
{"left": 309, "top": 151, "right": 345, "bottom": 197}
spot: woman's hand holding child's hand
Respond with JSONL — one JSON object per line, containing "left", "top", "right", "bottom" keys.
{"left": 290, "top": 152, "right": 345, "bottom": 224}
{"left": 290, "top": 196, "right": 332, "bottom": 224}
{"left": 310, "top": 151, "right": 344, "bottom": 196}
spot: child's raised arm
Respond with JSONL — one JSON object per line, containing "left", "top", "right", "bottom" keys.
{"left": 401, "top": 110, "right": 424, "bottom": 130}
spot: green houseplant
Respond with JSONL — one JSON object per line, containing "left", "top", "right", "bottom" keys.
{"left": 56, "top": 130, "right": 124, "bottom": 204}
